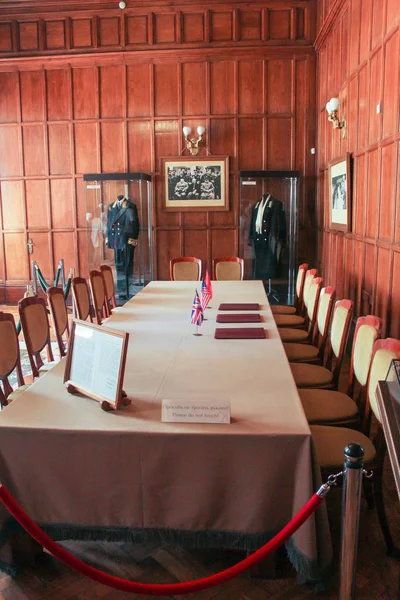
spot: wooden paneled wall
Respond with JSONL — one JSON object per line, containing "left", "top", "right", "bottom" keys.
{"left": 0, "top": 1, "right": 317, "bottom": 301}
{"left": 316, "top": 0, "right": 400, "bottom": 336}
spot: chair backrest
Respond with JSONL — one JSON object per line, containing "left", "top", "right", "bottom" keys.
{"left": 213, "top": 257, "right": 244, "bottom": 281}
{"left": 294, "top": 263, "right": 308, "bottom": 309}
{"left": 89, "top": 270, "right": 109, "bottom": 325}
{"left": 348, "top": 315, "right": 382, "bottom": 397}
{"left": 170, "top": 257, "right": 202, "bottom": 281}
{"left": 0, "top": 312, "right": 24, "bottom": 404}
{"left": 302, "top": 268, "right": 317, "bottom": 312}
{"left": 324, "top": 299, "right": 353, "bottom": 388}
{"left": 71, "top": 277, "right": 92, "bottom": 322}
{"left": 100, "top": 265, "right": 117, "bottom": 312}
{"left": 311, "top": 286, "right": 336, "bottom": 359}
{"left": 47, "top": 286, "right": 70, "bottom": 357}
{"left": 19, "top": 296, "right": 54, "bottom": 378}
{"left": 367, "top": 339, "right": 400, "bottom": 426}
{"left": 306, "top": 276, "right": 323, "bottom": 330}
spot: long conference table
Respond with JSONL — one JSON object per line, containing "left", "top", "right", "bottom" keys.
{"left": 0, "top": 280, "right": 332, "bottom": 583}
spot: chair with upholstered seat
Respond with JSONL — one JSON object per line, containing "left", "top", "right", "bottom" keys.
{"left": 100, "top": 265, "right": 118, "bottom": 314}
{"left": 274, "top": 268, "right": 317, "bottom": 329}
{"left": 212, "top": 257, "right": 244, "bottom": 281}
{"left": 283, "top": 285, "right": 336, "bottom": 363}
{"left": 277, "top": 277, "right": 323, "bottom": 344}
{"left": 89, "top": 270, "right": 110, "bottom": 325}
{"left": 47, "top": 287, "right": 70, "bottom": 357}
{"left": 299, "top": 315, "right": 381, "bottom": 425}
{"left": 0, "top": 312, "right": 31, "bottom": 406}
{"left": 170, "top": 257, "right": 202, "bottom": 281}
{"left": 71, "top": 277, "right": 93, "bottom": 322}
{"left": 290, "top": 299, "right": 353, "bottom": 389}
{"left": 271, "top": 263, "right": 308, "bottom": 315}
{"left": 311, "top": 338, "right": 400, "bottom": 554}
{"left": 19, "top": 297, "right": 56, "bottom": 378}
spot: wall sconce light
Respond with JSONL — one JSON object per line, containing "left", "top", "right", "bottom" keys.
{"left": 182, "top": 126, "right": 205, "bottom": 156}
{"left": 326, "top": 97, "right": 346, "bottom": 138}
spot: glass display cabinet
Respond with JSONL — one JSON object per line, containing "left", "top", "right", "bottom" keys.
{"left": 83, "top": 172, "right": 153, "bottom": 300}
{"left": 239, "top": 170, "right": 300, "bottom": 305}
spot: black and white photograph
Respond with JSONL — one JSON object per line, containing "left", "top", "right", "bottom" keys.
{"left": 161, "top": 157, "right": 229, "bottom": 211}
{"left": 329, "top": 154, "right": 351, "bottom": 232}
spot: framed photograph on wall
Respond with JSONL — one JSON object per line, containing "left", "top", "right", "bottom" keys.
{"left": 329, "top": 154, "right": 351, "bottom": 232}
{"left": 161, "top": 156, "right": 229, "bottom": 211}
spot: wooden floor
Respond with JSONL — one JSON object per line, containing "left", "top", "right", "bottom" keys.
{"left": 1, "top": 304, "right": 400, "bottom": 598}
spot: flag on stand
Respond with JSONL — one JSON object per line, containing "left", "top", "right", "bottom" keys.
{"left": 204, "top": 270, "right": 213, "bottom": 299}
{"left": 191, "top": 289, "right": 204, "bottom": 326}
{"left": 201, "top": 278, "right": 211, "bottom": 310}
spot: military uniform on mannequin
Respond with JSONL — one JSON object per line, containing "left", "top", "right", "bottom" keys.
{"left": 106, "top": 194, "right": 139, "bottom": 299}
{"left": 248, "top": 193, "right": 286, "bottom": 280}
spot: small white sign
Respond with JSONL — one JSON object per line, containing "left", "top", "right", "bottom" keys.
{"left": 162, "top": 400, "right": 231, "bottom": 424}
{"left": 241, "top": 181, "right": 256, "bottom": 186}
{"left": 87, "top": 184, "right": 101, "bottom": 189}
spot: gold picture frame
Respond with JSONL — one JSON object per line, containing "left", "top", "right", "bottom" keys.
{"left": 161, "top": 156, "right": 229, "bottom": 212}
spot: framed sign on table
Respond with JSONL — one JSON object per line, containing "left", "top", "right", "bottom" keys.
{"left": 161, "top": 156, "right": 229, "bottom": 212}
{"left": 64, "top": 319, "right": 129, "bottom": 411}
{"left": 329, "top": 154, "right": 351, "bottom": 232}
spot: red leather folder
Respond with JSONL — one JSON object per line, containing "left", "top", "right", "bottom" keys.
{"left": 216, "top": 314, "right": 261, "bottom": 323}
{"left": 218, "top": 303, "right": 259, "bottom": 311}
{"left": 214, "top": 327, "right": 266, "bottom": 339}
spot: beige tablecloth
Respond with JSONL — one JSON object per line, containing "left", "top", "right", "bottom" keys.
{"left": 0, "top": 281, "right": 331, "bottom": 582}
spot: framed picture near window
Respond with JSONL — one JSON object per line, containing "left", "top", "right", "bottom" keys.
{"left": 329, "top": 154, "right": 351, "bottom": 232}
{"left": 161, "top": 156, "right": 229, "bottom": 212}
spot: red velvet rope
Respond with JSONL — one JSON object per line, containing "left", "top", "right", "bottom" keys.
{"left": 0, "top": 484, "right": 324, "bottom": 595}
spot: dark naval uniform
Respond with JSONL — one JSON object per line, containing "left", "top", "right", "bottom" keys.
{"left": 106, "top": 195, "right": 139, "bottom": 297}
{"left": 248, "top": 194, "right": 286, "bottom": 280}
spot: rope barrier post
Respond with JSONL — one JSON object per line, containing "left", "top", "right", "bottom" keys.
{"left": 339, "top": 442, "right": 364, "bottom": 600}
{"left": 31, "top": 261, "right": 38, "bottom": 295}
{"left": 60, "top": 259, "right": 66, "bottom": 289}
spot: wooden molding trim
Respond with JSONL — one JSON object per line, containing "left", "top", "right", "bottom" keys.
{"left": 314, "top": 0, "right": 346, "bottom": 50}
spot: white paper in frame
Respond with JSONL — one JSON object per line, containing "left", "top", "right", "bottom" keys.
{"left": 64, "top": 319, "right": 129, "bottom": 410}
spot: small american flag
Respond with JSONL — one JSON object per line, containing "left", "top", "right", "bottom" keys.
{"left": 201, "top": 278, "right": 211, "bottom": 310}
{"left": 191, "top": 289, "right": 204, "bottom": 326}
{"left": 204, "top": 270, "right": 213, "bottom": 298}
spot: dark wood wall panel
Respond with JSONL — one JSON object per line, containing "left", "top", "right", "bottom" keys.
{"left": 46, "top": 69, "right": 71, "bottom": 120}
{"left": 25, "top": 180, "right": 49, "bottom": 230}
{"left": 0, "top": 0, "right": 316, "bottom": 300}
{"left": 316, "top": 0, "right": 400, "bottom": 338}
{"left": 0, "top": 2, "right": 315, "bottom": 59}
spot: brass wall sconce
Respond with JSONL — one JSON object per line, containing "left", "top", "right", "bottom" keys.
{"left": 326, "top": 97, "right": 346, "bottom": 138}
{"left": 182, "top": 126, "right": 205, "bottom": 156}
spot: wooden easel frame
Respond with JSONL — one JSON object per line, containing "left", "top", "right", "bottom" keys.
{"left": 64, "top": 319, "right": 129, "bottom": 411}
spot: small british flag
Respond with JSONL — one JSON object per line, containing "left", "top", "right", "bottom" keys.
{"left": 191, "top": 289, "right": 204, "bottom": 326}
{"left": 201, "top": 278, "right": 211, "bottom": 310}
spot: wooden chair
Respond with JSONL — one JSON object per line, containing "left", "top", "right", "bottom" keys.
{"left": 100, "top": 265, "right": 118, "bottom": 314}
{"left": 89, "top": 270, "right": 109, "bottom": 325}
{"left": 71, "top": 277, "right": 93, "bottom": 322}
{"left": 212, "top": 257, "right": 244, "bottom": 281}
{"left": 290, "top": 299, "right": 354, "bottom": 389}
{"left": 277, "top": 277, "right": 323, "bottom": 343}
{"left": 271, "top": 263, "right": 308, "bottom": 315}
{"left": 0, "top": 312, "right": 31, "bottom": 406}
{"left": 274, "top": 274, "right": 322, "bottom": 329}
{"left": 47, "top": 286, "right": 70, "bottom": 357}
{"left": 299, "top": 315, "right": 381, "bottom": 426}
{"left": 170, "top": 257, "right": 202, "bottom": 281}
{"left": 18, "top": 297, "right": 55, "bottom": 379}
{"left": 283, "top": 285, "right": 336, "bottom": 363}
{"left": 311, "top": 338, "right": 400, "bottom": 555}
